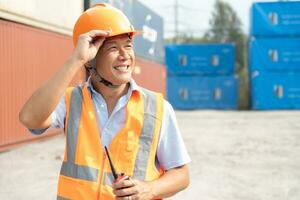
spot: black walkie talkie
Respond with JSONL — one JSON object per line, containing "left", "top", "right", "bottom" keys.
{"left": 104, "top": 146, "right": 128, "bottom": 182}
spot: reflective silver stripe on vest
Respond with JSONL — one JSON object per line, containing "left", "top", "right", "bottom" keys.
{"left": 66, "top": 87, "right": 82, "bottom": 163}
{"left": 60, "top": 86, "right": 98, "bottom": 182}
{"left": 60, "top": 161, "right": 98, "bottom": 182}
{"left": 103, "top": 172, "right": 115, "bottom": 186}
{"left": 57, "top": 195, "right": 69, "bottom": 200}
{"left": 133, "top": 89, "right": 158, "bottom": 180}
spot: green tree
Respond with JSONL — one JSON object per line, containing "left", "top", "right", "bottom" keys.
{"left": 165, "top": 33, "right": 207, "bottom": 44}
{"left": 204, "top": 0, "right": 249, "bottom": 109}
{"left": 204, "top": 0, "right": 247, "bottom": 72}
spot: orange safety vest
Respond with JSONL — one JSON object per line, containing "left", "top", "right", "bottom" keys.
{"left": 57, "top": 84, "right": 164, "bottom": 200}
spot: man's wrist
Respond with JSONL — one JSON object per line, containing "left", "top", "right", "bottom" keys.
{"left": 147, "top": 181, "right": 158, "bottom": 199}
{"left": 67, "top": 55, "right": 86, "bottom": 69}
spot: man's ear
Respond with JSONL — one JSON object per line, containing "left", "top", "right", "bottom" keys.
{"left": 90, "top": 59, "right": 97, "bottom": 69}
{"left": 84, "top": 58, "right": 96, "bottom": 69}
{"left": 84, "top": 59, "right": 96, "bottom": 74}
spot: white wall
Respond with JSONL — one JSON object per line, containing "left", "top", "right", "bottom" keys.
{"left": 0, "top": 0, "right": 83, "bottom": 35}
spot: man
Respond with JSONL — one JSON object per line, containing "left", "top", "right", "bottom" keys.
{"left": 19, "top": 4, "right": 190, "bottom": 200}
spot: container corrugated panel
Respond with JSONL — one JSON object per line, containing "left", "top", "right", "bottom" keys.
{"left": 250, "top": 37, "right": 300, "bottom": 72}
{"left": 167, "top": 75, "right": 238, "bottom": 110}
{"left": 251, "top": 71, "right": 300, "bottom": 110}
{"left": 251, "top": 1, "right": 300, "bottom": 37}
{"left": 131, "top": 0, "right": 164, "bottom": 63}
{"left": 165, "top": 44, "right": 235, "bottom": 75}
{"left": 0, "top": 0, "right": 82, "bottom": 35}
{"left": 133, "top": 57, "right": 166, "bottom": 97}
{"left": 93, "top": 0, "right": 164, "bottom": 63}
{"left": 0, "top": 19, "right": 85, "bottom": 151}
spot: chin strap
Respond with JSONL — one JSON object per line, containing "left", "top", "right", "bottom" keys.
{"left": 87, "top": 67, "right": 120, "bottom": 89}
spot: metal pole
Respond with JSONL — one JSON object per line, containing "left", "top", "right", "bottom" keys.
{"left": 174, "top": 0, "right": 178, "bottom": 43}
{"left": 84, "top": 0, "right": 90, "bottom": 11}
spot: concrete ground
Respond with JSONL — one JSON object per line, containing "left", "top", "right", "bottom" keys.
{"left": 1, "top": 110, "right": 300, "bottom": 200}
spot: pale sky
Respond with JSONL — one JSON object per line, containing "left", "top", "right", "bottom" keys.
{"left": 138, "top": 0, "right": 281, "bottom": 38}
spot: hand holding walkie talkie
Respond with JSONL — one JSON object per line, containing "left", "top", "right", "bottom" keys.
{"left": 105, "top": 146, "right": 157, "bottom": 200}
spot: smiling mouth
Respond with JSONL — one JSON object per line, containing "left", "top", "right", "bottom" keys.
{"left": 113, "top": 65, "right": 129, "bottom": 72}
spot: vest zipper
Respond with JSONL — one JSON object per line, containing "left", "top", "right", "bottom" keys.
{"left": 97, "top": 151, "right": 106, "bottom": 200}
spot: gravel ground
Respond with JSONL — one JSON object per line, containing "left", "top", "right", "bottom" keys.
{"left": 1, "top": 110, "right": 300, "bottom": 200}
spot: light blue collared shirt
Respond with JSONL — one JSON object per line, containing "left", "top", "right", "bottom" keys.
{"left": 31, "top": 78, "right": 190, "bottom": 170}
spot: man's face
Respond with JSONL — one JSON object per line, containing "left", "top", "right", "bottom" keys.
{"left": 95, "top": 34, "right": 135, "bottom": 86}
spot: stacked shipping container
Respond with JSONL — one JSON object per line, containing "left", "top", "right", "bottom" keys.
{"left": 0, "top": 0, "right": 84, "bottom": 151}
{"left": 165, "top": 44, "right": 238, "bottom": 109}
{"left": 250, "top": 1, "right": 300, "bottom": 109}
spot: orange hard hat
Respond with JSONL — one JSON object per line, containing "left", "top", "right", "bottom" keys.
{"left": 73, "top": 3, "right": 138, "bottom": 46}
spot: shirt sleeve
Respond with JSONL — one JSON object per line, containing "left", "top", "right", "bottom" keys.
{"left": 156, "top": 100, "right": 191, "bottom": 170}
{"left": 29, "top": 96, "right": 66, "bottom": 135}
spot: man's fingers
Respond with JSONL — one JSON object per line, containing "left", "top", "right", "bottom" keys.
{"left": 114, "top": 186, "right": 138, "bottom": 197}
{"left": 93, "top": 37, "right": 106, "bottom": 49}
{"left": 87, "top": 29, "right": 111, "bottom": 38}
{"left": 78, "top": 29, "right": 110, "bottom": 44}
{"left": 114, "top": 178, "right": 135, "bottom": 189}
{"left": 116, "top": 195, "right": 137, "bottom": 200}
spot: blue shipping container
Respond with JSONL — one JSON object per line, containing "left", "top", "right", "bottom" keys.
{"left": 251, "top": 71, "right": 300, "bottom": 110}
{"left": 92, "top": 0, "right": 165, "bottom": 63}
{"left": 250, "top": 37, "right": 300, "bottom": 72}
{"left": 165, "top": 44, "right": 235, "bottom": 75}
{"left": 251, "top": 1, "right": 300, "bottom": 37}
{"left": 167, "top": 75, "right": 238, "bottom": 109}
{"left": 131, "top": 1, "right": 164, "bottom": 63}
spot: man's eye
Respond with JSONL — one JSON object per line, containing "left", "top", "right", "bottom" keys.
{"left": 126, "top": 44, "right": 133, "bottom": 48}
